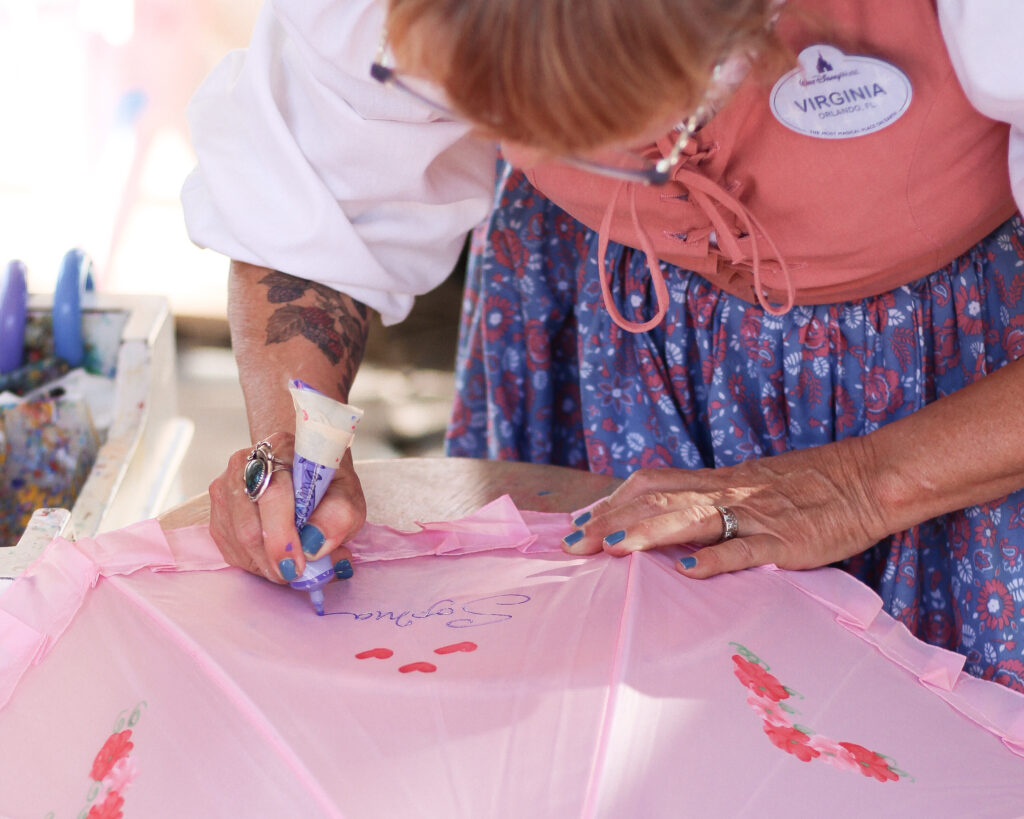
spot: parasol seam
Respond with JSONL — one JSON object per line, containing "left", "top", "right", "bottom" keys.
{"left": 101, "top": 573, "right": 347, "bottom": 819}
{"left": 580, "top": 550, "right": 641, "bottom": 817}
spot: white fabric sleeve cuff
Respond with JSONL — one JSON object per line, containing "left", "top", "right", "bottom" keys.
{"left": 938, "top": 1, "right": 1024, "bottom": 215}
{"left": 180, "top": 0, "right": 497, "bottom": 325}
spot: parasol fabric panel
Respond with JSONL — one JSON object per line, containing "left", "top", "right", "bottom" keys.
{"left": 0, "top": 497, "right": 1022, "bottom": 818}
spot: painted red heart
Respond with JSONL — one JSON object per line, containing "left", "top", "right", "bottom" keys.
{"left": 399, "top": 661, "right": 437, "bottom": 674}
{"left": 434, "top": 641, "right": 478, "bottom": 655}
{"left": 355, "top": 648, "right": 394, "bottom": 660}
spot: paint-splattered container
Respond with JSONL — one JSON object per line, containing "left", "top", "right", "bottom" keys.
{"left": 0, "top": 294, "right": 193, "bottom": 560}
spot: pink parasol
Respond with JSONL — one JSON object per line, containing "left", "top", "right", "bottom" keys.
{"left": 1, "top": 494, "right": 1023, "bottom": 817}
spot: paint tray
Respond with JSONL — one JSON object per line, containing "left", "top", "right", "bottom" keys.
{"left": 0, "top": 294, "right": 193, "bottom": 563}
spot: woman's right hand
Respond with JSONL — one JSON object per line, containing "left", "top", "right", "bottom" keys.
{"left": 216, "top": 260, "right": 373, "bottom": 584}
{"left": 207, "top": 432, "right": 366, "bottom": 584}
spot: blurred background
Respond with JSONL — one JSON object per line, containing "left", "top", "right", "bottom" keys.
{"left": 0, "top": 0, "right": 462, "bottom": 502}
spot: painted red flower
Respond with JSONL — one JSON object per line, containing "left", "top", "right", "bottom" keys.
{"left": 839, "top": 742, "right": 899, "bottom": 782}
{"left": 87, "top": 790, "right": 125, "bottom": 819}
{"left": 90, "top": 730, "right": 133, "bottom": 782}
{"left": 102, "top": 755, "right": 138, "bottom": 794}
{"left": 763, "top": 722, "right": 819, "bottom": 762}
{"left": 732, "top": 655, "right": 789, "bottom": 701}
{"left": 746, "top": 694, "right": 792, "bottom": 728}
{"left": 808, "top": 736, "right": 861, "bottom": 773}
{"left": 977, "top": 579, "right": 1016, "bottom": 631}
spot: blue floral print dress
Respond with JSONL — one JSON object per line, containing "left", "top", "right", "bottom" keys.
{"left": 447, "top": 162, "right": 1024, "bottom": 692}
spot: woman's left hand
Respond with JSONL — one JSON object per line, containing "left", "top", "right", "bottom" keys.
{"left": 562, "top": 437, "right": 891, "bottom": 577}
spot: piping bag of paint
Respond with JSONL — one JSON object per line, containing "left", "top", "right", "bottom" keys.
{"left": 287, "top": 378, "right": 364, "bottom": 614}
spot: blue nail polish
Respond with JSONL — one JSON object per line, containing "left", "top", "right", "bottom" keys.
{"left": 278, "top": 558, "right": 298, "bottom": 581}
{"left": 680, "top": 556, "right": 698, "bottom": 570}
{"left": 563, "top": 529, "right": 584, "bottom": 546}
{"left": 603, "top": 530, "right": 626, "bottom": 546}
{"left": 299, "top": 523, "right": 325, "bottom": 556}
{"left": 573, "top": 511, "right": 592, "bottom": 527}
{"left": 334, "top": 559, "right": 354, "bottom": 580}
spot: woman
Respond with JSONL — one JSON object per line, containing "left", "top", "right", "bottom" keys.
{"left": 183, "top": 0, "right": 1024, "bottom": 689}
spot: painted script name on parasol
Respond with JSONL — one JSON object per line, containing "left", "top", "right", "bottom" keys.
{"left": 325, "top": 593, "right": 531, "bottom": 629}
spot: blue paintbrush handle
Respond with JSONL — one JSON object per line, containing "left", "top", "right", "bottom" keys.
{"left": 53, "top": 248, "right": 95, "bottom": 368}
{"left": 0, "top": 260, "right": 28, "bottom": 375}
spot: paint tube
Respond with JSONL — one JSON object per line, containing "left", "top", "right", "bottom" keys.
{"left": 286, "top": 378, "right": 363, "bottom": 615}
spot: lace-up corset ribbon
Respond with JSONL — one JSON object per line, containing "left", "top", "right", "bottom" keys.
{"left": 520, "top": 0, "right": 1016, "bottom": 331}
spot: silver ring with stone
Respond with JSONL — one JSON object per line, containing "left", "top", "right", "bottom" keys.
{"left": 243, "top": 440, "right": 291, "bottom": 502}
{"left": 713, "top": 505, "right": 739, "bottom": 542}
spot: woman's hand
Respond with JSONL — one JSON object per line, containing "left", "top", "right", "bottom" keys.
{"left": 208, "top": 432, "right": 365, "bottom": 584}
{"left": 214, "top": 260, "right": 373, "bottom": 585}
{"left": 562, "top": 437, "right": 891, "bottom": 577}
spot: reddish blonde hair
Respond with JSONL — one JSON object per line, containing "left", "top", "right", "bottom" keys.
{"left": 387, "top": 0, "right": 787, "bottom": 155}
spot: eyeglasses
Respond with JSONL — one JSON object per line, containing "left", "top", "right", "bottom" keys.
{"left": 370, "top": 30, "right": 706, "bottom": 187}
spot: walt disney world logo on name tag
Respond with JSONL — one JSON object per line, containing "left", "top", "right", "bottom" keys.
{"left": 769, "top": 45, "right": 912, "bottom": 139}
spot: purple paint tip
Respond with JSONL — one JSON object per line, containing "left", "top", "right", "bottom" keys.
{"left": 289, "top": 377, "right": 320, "bottom": 394}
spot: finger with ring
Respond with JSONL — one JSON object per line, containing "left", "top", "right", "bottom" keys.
{"left": 243, "top": 439, "right": 292, "bottom": 502}
{"left": 713, "top": 505, "right": 739, "bottom": 543}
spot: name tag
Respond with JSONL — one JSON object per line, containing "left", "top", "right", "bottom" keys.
{"left": 769, "top": 45, "right": 912, "bottom": 139}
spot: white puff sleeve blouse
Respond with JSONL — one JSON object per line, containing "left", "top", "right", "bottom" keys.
{"left": 180, "top": 0, "right": 496, "bottom": 326}
{"left": 938, "top": 0, "right": 1024, "bottom": 221}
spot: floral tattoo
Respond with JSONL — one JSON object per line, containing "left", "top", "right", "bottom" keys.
{"left": 259, "top": 271, "right": 370, "bottom": 394}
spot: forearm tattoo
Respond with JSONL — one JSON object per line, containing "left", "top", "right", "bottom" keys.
{"left": 258, "top": 270, "right": 370, "bottom": 397}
